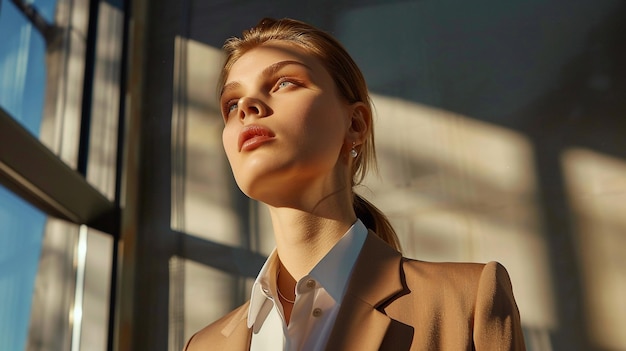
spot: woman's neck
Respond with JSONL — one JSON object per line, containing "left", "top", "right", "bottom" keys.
{"left": 270, "top": 204, "right": 355, "bottom": 325}
{"left": 263, "top": 167, "right": 356, "bottom": 324}
{"left": 263, "top": 167, "right": 356, "bottom": 279}
{"left": 269, "top": 205, "right": 356, "bottom": 280}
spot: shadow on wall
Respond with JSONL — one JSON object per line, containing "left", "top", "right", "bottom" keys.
{"left": 179, "top": 1, "right": 626, "bottom": 350}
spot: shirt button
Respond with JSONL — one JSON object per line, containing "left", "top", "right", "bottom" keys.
{"left": 312, "top": 308, "right": 323, "bottom": 317}
{"left": 306, "top": 279, "right": 316, "bottom": 289}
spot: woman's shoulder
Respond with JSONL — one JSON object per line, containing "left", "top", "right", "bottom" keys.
{"left": 183, "top": 301, "right": 250, "bottom": 351}
{"left": 400, "top": 259, "right": 512, "bottom": 295}
{"left": 386, "top": 259, "right": 516, "bottom": 319}
{"left": 401, "top": 257, "right": 483, "bottom": 277}
{"left": 402, "top": 258, "right": 507, "bottom": 275}
{"left": 387, "top": 259, "right": 524, "bottom": 349}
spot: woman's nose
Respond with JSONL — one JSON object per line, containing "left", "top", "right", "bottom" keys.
{"left": 237, "top": 96, "right": 267, "bottom": 121}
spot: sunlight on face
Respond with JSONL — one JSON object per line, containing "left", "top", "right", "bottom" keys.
{"left": 221, "top": 41, "right": 353, "bottom": 207}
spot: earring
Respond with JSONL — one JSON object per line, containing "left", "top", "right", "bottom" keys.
{"left": 350, "top": 142, "right": 358, "bottom": 158}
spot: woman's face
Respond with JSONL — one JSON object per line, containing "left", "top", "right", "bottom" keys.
{"left": 220, "top": 41, "right": 353, "bottom": 205}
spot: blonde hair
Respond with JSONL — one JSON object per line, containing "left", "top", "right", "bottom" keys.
{"left": 221, "top": 18, "right": 401, "bottom": 251}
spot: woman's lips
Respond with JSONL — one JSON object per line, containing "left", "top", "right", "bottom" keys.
{"left": 238, "top": 124, "right": 275, "bottom": 151}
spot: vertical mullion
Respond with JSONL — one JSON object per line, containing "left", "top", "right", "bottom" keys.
{"left": 77, "top": 0, "right": 101, "bottom": 176}
{"left": 108, "top": 0, "right": 131, "bottom": 349}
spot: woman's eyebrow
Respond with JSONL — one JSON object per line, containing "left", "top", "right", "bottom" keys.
{"left": 220, "top": 60, "right": 312, "bottom": 97}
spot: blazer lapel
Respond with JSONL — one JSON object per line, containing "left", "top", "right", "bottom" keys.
{"left": 325, "top": 232, "right": 406, "bottom": 351}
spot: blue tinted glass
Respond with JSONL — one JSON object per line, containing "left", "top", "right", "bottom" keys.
{"left": 0, "top": 186, "right": 46, "bottom": 351}
{"left": 0, "top": 1, "right": 57, "bottom": 349}
{"left": 32, "top": 0, "right": 59, "bottom": 23}
{"left": 0, "top": 0, "right": 58, "bottom": 136}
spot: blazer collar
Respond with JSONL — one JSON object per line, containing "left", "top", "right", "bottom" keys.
{"left": 324, "top": 231, "right": 405, "bottom": 350}
{"left": 218, "top": 231, "right": 405, "bottom": 351}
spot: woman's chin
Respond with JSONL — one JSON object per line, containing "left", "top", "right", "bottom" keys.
{"left": 235, "top": 178, "right": 274, "bottom": 202}
{"left": 239, "top": 180, "right": 298, "bottom": 207}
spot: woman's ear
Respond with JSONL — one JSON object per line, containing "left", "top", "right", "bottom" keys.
{"left": 347, "top": 102, "right": 371, "bottom": 144}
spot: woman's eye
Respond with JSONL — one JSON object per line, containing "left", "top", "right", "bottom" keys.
{"left": 226, "top": 100, "right": 238, "bottom": 114}
{"left": 278, "top": 81, "right": 293, "bottom": 89}
{"left": 276, "top": 79, "right": 297, "bottom": 90}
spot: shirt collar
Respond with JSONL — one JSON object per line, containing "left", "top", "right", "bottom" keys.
{"left": 309, "top": 219, "right": 368, "bottom": 302}
{"left": 247, "top": 219, "right": 368, "bottom": 329}
{"left": 247, "top": 250, "right": 279, "bottom": 330}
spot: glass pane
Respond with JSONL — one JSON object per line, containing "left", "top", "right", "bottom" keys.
{"left": 0, "top": 0, "right": 89, "bottom": 168}
{"left": 86, "top": 1, "right": 124, "bottom": 199}
{"left": 0, "top": 0, "right": 53, "bottom": 135}
{"left": 80, "top": 228, "right": 113, "bottom": 351}
{"left": 0, "top": 187, "right": 110, "bottom": 351}
{"left": 27, "top": 217, "right": 79, "bottom": 351}
{"left": 0, "top": 185, "right": 46, "bottom": 351}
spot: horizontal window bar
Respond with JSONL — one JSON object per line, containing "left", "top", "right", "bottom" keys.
{"left": 0, "top": 108, "right": 118, "bottom": 235}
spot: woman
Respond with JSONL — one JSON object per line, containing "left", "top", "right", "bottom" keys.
{"left": 185, "top": 18, "right": 525, "bottom": 350}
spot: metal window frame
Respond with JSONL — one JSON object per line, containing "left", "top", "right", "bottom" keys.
{"left": 1, "top": 0, "right": 268, "bottom": 349}
{"left": 0, "top": 108, "right": 119, "bottom": 234}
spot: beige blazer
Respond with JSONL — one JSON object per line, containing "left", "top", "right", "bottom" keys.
{"left": 185, "top": 232, "right": 526, "bottom": 350}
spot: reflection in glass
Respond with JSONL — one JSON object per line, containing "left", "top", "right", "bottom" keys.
{"left": 0, "top": 0, "right": 53, "bottom": 135}
{"left": 0, "top": 185, "right": 46, "bottom": 351}
{"left": 1, "top": 0, "right": 116, "bottom": 349}
{"left": 79, "top": 227, "right": 113, "bottom": 351}
{"left": 0, "top": 0, "right": 88, "bottom": 169}
{"left": 26, "top": 219, "right": 79, "bottom": 350}
{"left": 86, "top": 1, "right": 124, "bottom": 199}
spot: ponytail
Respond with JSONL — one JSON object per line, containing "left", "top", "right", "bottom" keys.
{"left": 353, "top": 193, "right": 402, "bottom": 252}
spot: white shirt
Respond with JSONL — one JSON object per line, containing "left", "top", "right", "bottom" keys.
{"left": 248, "top": 219, "right": 368, "bottom": 351}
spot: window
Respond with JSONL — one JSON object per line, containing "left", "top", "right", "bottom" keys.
{"left": 0, "top": 0, "right": 121, "bottom": 349}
